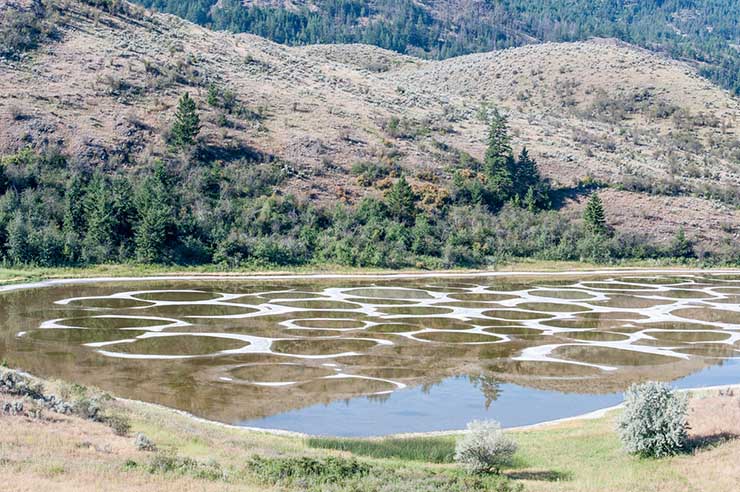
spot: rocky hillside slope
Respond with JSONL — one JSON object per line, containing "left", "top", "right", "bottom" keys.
{"left": 1, "top": 0, "right": 739, "bottom": 249}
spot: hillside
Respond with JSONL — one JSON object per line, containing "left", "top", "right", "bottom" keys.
{"left": 0, "top": 0, "right": 739, "bottom": 267}
{"left": 132, "top": 0, "right": 740, "bottom": 94}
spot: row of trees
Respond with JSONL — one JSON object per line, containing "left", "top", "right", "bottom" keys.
{"left": 132, "top": 0, "right": 740, "bottom": 94}
{"left": 452, "top": 111, "right": 551, "bottom": 212}
{"left": 0, "top": 93, "right": 705, "bottom": 268}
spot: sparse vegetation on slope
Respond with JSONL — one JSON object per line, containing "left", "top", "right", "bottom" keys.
{"left": 2, "top": 107, "right": 728, "bottom": 269}
{"left": 131, "top": 0, "right": 740, "bottom": 94}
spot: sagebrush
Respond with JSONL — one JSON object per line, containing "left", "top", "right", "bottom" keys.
{"left": 455, "top": 420, "right": 518, "bottom": 474}
{"left": 617, "top": 381, "right": 689, "bottom": 458}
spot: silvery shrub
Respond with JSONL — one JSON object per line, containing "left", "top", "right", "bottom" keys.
{"left": 617, "top": 381, "right": 689, "bottom": 458}
{"left": 455, "top": 420, "right": 518, "bottom": 474}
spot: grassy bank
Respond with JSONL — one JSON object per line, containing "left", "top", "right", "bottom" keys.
{"left": 1, "top": 370, "right": 739, "bottom": 491}
{"left": 0, "top": 259, "right": 719, "bottom": 288}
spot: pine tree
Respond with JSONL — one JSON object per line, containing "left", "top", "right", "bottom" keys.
{"left": 483, "top": 109, "right": 513, "bottom": 203}
{"left": 62, "top": 173, "right": 87, "bottom": 262}
{"left": 584, "top": 193, "right": 607, "bottom": 235}
{"left": 513, "top": 147, "right": 540, "bottom": 197}
{"left": 170, "top": 92, "right": 201, "bottom": 148}
{"left": 82, "top": 172, "right": 114, "bottom": 263}
{"left": 385, "top": 176, "right": 417, "bottom": 224}
{"left": 134, "top": 165, "right": 175, "bottom": 263}
{"left": 669, "top": 228, "right": 694, "bottom": 259}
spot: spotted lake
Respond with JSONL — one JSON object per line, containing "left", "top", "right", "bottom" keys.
{"left": 2, "top": 271, "right": 740, "bottom": 436}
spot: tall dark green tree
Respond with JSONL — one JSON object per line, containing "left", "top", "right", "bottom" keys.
{"left": 81, "top": 172, "right": 114, "bottom": 263}
{"left": 62, "top": 173, "right": 87, "bottom": 262}
{"left": 483, "top": 109, "right": 513, "bottom": 203}
{"left": 584, "top": 193, "right": 607, "bottom": 235}
{"left": 669, "top": 228, "right": 695, "bottom": 259}
{"left": 134, "top": 165, "right": 176, "bottom": 263}
{"left": 385, "top": 176, "right": 417, "bottom": 225}
{"left": 170, "top": 92, "right": 201, "bottom": 148}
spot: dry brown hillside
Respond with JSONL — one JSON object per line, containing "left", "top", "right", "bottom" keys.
{"left": 1, "top": 0, "right": 739, "bottom": 249}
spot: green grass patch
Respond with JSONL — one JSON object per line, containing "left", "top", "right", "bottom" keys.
{"left": 247, "top": 455, "right": 521, "bottom": 492}
{"left": 126, "top": 451, "right": 228, "bottom": 481}
{"left": 307, "top": 436, "right": 457, "bottom": 463}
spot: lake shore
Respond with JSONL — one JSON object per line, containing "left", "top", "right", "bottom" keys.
{"left": 3, "top": 267, "right": 740, "bottom": 490}
{"left": 0, "top": 260, "right": 729, "bottom": 288}
{"left": 1, "top": 368, "right": 739, "bottom": 491}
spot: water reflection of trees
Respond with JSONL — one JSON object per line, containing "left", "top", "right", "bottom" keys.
{"left": 367, "top": 393, "right": 391, "bottom": 404}
{"left": 469, "top": 373, "right": 502, "bottom": 410}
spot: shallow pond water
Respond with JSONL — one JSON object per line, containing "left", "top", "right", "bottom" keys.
{"left": 1, "top": 272, "right": 739, "bottom": 436}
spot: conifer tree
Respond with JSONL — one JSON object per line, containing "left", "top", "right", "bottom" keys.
{"left": 170, "top": 92, "right": 201, "bottom": 148}
{"left": 669, "top": 228, "right": 694, "bottom": 259}
{"left": 584, "top": 192, "right": 607, "bottom": 235}
{"left": 62, "top": 173, "right": 87, "bottom": 262}
{"left": 483, "top": 109, "right": 513, "bottom": 202}
{"left": 134, "top": 165, "right": 175, "bottom": 263}
{"left": 82, "top": 172, "right": 114, "bottom": 262}
{"left": 513, "top": 147, "right": 540, "bottom": 197}
{"left": 385, "top": 176, "right": 417, "bottom": 225}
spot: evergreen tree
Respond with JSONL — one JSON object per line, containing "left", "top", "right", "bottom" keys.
{"left": 483, "top": 109, "right": 513, "bottom": 203}
{"left": 109, "top": 176, "right": 136, "bottom": 257}
{"left": 584, "top": 192, "right": 607, "bottom": 235}
{"left": 669, "top": 228, "right": 694, "bottom": 259}
{"left": 170, "top": 92, "right": 201, "bottom": 148}
{"left": 82, "top": 172, "right": 114, "bottom": 263}
{"left": 385, "top": 176, "right": 417, "bottom": 224}
{"left": 512, "top": 147, "right": 539, "bottom": 197}
{"left": 134, "top": 166, "right": 175, "bottom": 263}
{"left": 62, "top": 173, "right": 87, "bottom": 262}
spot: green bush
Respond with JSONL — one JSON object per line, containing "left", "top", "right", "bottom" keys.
{"left": 247, "top": 454, "right": 520, "bottom": 492}
{"left": 455, "top": 420, "right": 518, "bottom": 475}
{"left": 248, "top": 455, "right": 370, "bottom": 485}
{"left": 146, "top": 451, "right": 226, "bottom": 481}
{"left": 617, "top": 382, "right": 689, "bottom": 458}
{"left": 104, "top": 413, "right": 131, "bottom": 437}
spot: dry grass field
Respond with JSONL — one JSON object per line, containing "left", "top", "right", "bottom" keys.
{"left": 1, "top": 369, "right": 739, "bottom": 492}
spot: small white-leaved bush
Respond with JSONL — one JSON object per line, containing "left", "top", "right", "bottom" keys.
{"left": 617, "top": 381, "right": 689, "bottom": 458}
{"left": 455, "top": 420, "right": 517, "bottom": 474}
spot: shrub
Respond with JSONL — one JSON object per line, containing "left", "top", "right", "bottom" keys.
{"left": 248, "top": 455, "right": 370, "bottom": 486}
{"left": 617, "top": 382, "right": 689, "bottom": 458}
{"left": 146, "top": 451, "right": 225, "bottom": 481}
{"left": 104, "top": 413, "right": 131, "bottom": 436}
{"left": 135, "top": 433, "right": 157, "bottom": 452}
{"left": 247, "top": 454, "right": 520, "bottom": 491}
{"left": 455, "top": 420, "right": 518, "bottom": 474}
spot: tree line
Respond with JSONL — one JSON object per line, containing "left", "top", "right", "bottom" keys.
{"left": 0, "top": 94, "right": 718, "bottom": 269}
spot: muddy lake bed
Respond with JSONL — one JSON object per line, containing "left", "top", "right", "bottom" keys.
{"left": 1, "top": 271, "right": 739, "bottom": 436}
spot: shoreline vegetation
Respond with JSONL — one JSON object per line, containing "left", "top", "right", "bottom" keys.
{"left": 1, "top": 368, "right": 739, "bottom": 491}
{"left": 0, "top": 261, "right": 735, "bottom": 289}
{"left": 3, "top": 105, "right": 737, "bottom": 274}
